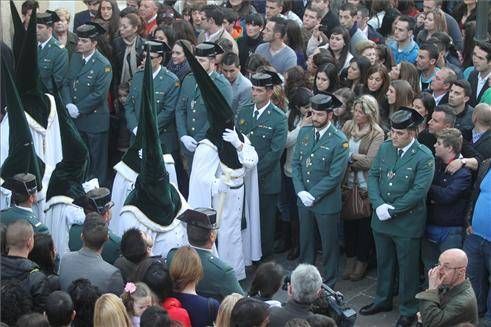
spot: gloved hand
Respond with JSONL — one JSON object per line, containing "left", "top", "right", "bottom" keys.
{"left": 376, "top": 203, "right": 395, "bottom": 221}
{"left": 132, "top": 127, "right": 138, "bottom": 135}
{"left": 297, "top": 191, "right": 315, "bottom": 207}
{"left": 180, "top": 135, "right": 198, "bottom": 152}
{"left": 66, "top": 103, "right": 80, "bottom": 118}
{"left": 222, "top": 128, "right": 242, "bottom": 149}
{"left": 211, "top": 178, "right": 228, "bottom": 196}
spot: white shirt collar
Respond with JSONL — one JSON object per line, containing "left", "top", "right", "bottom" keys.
{"left": 315, "top": 122, "right": 331, "bottom": 139}
{"left": 15, "top": 205, "right": 33, "bottom": 213}
{"left": 477, "top": 71, "right": 491, "bottom": 96}
{"left": 153, "top": 65, "right": 161, "bottom": 79}
{"left": 38, "top": 36, "right": 52, "bottom": 49}
{"left": 206, "top": 28, "right": 223, "bottom": 41}
{"left": 83, "top": 50, "right": 96, "bottom": 63}
{"left": 148, "top": 14, "right": 157, "bottom": 23}
{"left": 191, "top": 245, "right": 213, "bottom": 253}
{"left": 433, "top": 92, "right": 446, "bottom": 104}
{"left": 398, "top": 138, "right": 415, "bottom": 158}
{"left": 253, "top": 101, "right": 271, "bottom": 119}
{"left": 361, "top": 25, "right": 368, "bottom": 37}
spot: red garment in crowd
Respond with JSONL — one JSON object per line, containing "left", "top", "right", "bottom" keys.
{"left": 144, "top": 18, "right": 157, "bottom": 38}
{"left": 162, "top": 297, "right": 192, "bottom": 327}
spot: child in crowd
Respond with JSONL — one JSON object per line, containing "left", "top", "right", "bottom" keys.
{"left": 121, "top": 282, "right": 154, "bottom": 327}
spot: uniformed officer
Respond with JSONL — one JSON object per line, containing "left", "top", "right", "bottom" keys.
{"left": 70, "top": 187, "right": 121, "bottom": 264}
{"left": 36, "top": 10, "right": 69, "bottom": 93}
{"left": 175, "top": 41, "right": 232, "bottom": 170}
{"left": 236, "top": 71, "right": 288, "bottom": 259}
{"left": 125, "top": 40, "right": 180, "bottom": 156}
{"left": 360, "top": 108, "right": 435, "bottom": 327}
{"left": 167, "top": 208, "right": 244, "bottom": 302}
{"left": 0, "top": 173, "right": 49, "bottom": 234}
{"left": 291, "top": 94, "right": 349, "bottom": 287}
{"left": 61, "top": 22, "right": 112, "bottom": 186}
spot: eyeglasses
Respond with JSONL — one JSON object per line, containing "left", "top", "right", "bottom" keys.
{"left": 435, "top": 263, "right": 465, "bottom": 270}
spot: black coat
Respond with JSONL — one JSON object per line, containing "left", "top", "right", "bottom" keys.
{"left": 1, "top": 255, "right": 50, "bottom": 312}
{"left": 112, "top": 36, "right": 145, "bottom": 88}
{"left": 473, "top": 130, "right": 491, "bottom": 160}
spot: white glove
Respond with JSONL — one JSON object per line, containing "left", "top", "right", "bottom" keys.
{"left": 222, "top": 128, "right": 242, "bottom": 149}
{"left": 180, "top": 135, "right": 198, "bottom": 152}
{"left": 376, "top": 204, "right": 395, "bottom": 221}
{"left": 132, "top": 127, "right": 138, "bottom": 135}
{"left": 211, "top": 178, "right": 228, "bottom": 196}
{"left": 298, "top": 191, "right": 315, "bottom": 207}
{"left": 66, "top": 103, "right": 79, "bottom": 118}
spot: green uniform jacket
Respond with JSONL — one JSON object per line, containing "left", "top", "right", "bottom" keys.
{"left": 125, "top": 66, "right": 180, "bottom": 154}
{"left": 62, "top": 50, "right": 113, "bottom": 133}
{"left": 167, "top": 247, "right": 244, "bottom": 302}
{"left": 175, "top": 71, "right": 232, "bottom": 142}
{"left": 0, "top": 206, "right": 49, "bottom": 234}
{"left": 368, "top": 139, "right": 435, "bottom": 238}
{"left": 236, "top": 103, "right": 287, "bottom": 194}
{"left": 38, "top": 36, "right": 69, "bottom": 93}
{"left": 68, "top": 224, "right": 121, "bottom": 265}
{"left": 291, "top": 124, "right": 349, "bottom": 214}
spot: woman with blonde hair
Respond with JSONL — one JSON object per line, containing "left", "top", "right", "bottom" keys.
{"left": 215, "top": 293, "right": 244, "bottom": 327}
{"left": 341, "top": 95, "right": 384, "bottom": 281}
{"left": 170, "top": 246, "right": 219, "bottom": 326}
{"left": 93, "top": 293, "right": 132, "bottom": 327}
{"left": 416, "top": 8, "right": 447, "bottom": 45}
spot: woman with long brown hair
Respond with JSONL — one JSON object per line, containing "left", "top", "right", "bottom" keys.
{"left": 384, "top": 79, "right": 414, "bottom": 130}
{"left": 365, "top": 64, "right": 390, "bottom": 121}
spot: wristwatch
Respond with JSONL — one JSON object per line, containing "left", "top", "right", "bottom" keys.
{"left": 461, "top": 158, "right": 467, "bottom": 167}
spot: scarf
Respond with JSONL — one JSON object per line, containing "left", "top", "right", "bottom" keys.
{"left": 121, "top": 36, "right": 138, "bottom": 85}
{"left": 349, "top": 122, "right": 371, "bottom": 141}
{"left": 167, "top": 60, "right": 191, "bottom": 82}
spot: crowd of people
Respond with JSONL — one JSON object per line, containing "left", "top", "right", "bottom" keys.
{"left": 1, "top": 0, "right": 491, "bottom": 326}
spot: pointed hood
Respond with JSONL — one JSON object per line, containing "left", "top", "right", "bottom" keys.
{"left": 11, "top": 1, "right": 50, "bottom": 128}
{"left": 46, "top": 80, "right": 90, "bottom": 202}
{"left": 10, "top": 0, "right": 25, "bottom": 61}
{"left": 180, "top": 41, "right": 243, "bottom": 169}
{"left": 0, "top": 58, "right": 45, "bottom": 191}
{"left": 124, "top": 50, "right": 181, "bottom": 226}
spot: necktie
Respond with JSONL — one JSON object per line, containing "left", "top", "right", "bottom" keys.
{"left": 82, "top": 59, "right": 86, "bottom": 66}
{"left": 398, "top": 149, "right": 403, "bottom": 157}
{"left": 315, "top": 131, "right": 320, "bottom": 143}
{"left": 38, "top": 44, "right": 42, "bottom": 51}
{"left": 253, "top": 110, "right": 259, "bottom": 120}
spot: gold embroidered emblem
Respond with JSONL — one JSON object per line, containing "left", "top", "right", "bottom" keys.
{"left": 342, "top": 142, "right": 349, "bottom": 149}
{"left": 239, "top": 119, "right": 246, "bottom": 125}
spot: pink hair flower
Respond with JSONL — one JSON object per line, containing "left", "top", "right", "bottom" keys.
{"left": 124, "top": 282, "right": 137, "bottom": 294}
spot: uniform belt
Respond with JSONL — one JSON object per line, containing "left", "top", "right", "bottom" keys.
{"left": 229, "top": 183, "right": 244, "bottom": 190}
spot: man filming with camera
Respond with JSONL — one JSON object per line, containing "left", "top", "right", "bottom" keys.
{"left": 269, "top": 264, "right": 336, "bottom": 326}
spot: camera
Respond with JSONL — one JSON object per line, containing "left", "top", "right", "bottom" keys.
{"left": 282, "top": 276, "right": 357, "bottom": 327}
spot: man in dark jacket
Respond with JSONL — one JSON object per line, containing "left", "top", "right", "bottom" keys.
{"left": 422, "top": 128, "right": 472, "bottom": 277}
{"left": 471, "top": 103, "right": 491, "bottom": 160}
{"left": 1, "top": 220, "right": 50, "bottom": 312}
{"left": 269, "top": 264, "right": 335, "bottom": 326}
